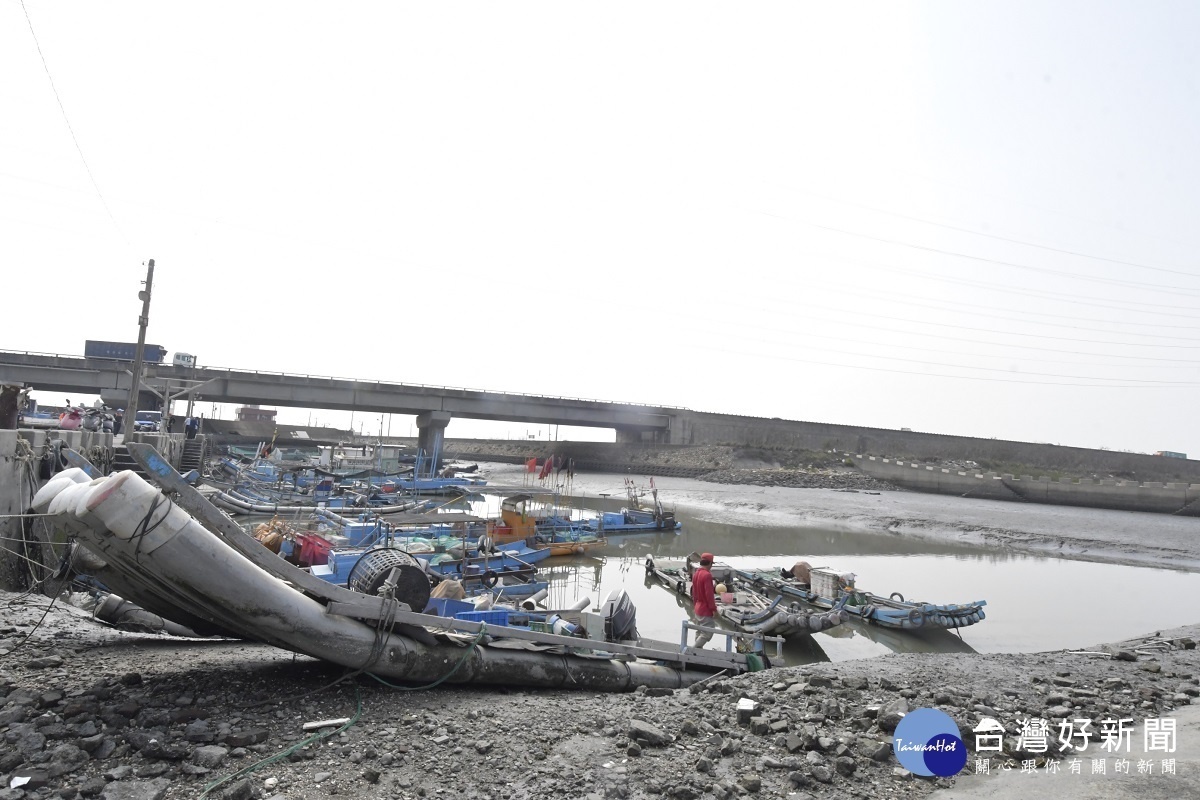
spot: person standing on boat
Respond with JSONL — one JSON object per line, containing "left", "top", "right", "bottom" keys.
{"left": 691, "top": 552, "right": 717, "bottom": 649}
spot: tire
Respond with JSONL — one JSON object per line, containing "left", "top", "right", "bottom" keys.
{"left": 483, "top": 570, "right": 499, "bottom": 589}
{"left": 907, "top": 609, "right": 925, "bottom": 628}
{"left": 890, "top": 592, "right": 905, "bottom": 602}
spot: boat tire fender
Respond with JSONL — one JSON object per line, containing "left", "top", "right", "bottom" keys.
{"left": 483, "top": 570, "right": 499, "bottom": 589}
{"left": 908, "top": 609, "right": 924, "bottom": 628}
{"left": 890, "top": 592, "right": 905, "bottom": 602}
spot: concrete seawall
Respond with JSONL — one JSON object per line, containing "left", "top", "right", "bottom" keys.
{"left": 674, "top": 411, "right": 1200, "bottom": 484}
{"left": 852, "top": 452, "right": 1200, "bottom": 516}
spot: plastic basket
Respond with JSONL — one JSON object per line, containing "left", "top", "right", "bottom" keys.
{"left": 454, "top": 609, "right": 510, "bottom": 627}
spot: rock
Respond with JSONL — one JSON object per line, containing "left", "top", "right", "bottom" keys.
{"left": 191, "top": 746, "right": 229, "bottom": 769}
{"left": 79, "top": 777, "right": 107, "bottom": 797}
{"left": 628, "top": 719, "right": 671, "bottom": 746}
{"left": 99, "top": 778, "right": 171, "bottom": 800}
{"left": 680, "top": 720, "right": 699, "bottom": 736}
{"left": 184, "top": 720, "right": 214, "bottom": 743}
{"left": 834, "top": 756, "right": 857, "bottom": 776}
{"left": 26, "top": 655, "right": 64, "bottom": 669}
{"left": 749, "top": 716, "right": 769, "bottom": 735}
{"left": 223, "top": 728, "right": 268, "bottom": 748}
{"left": 1114, "top": 651, "right": 1138, "bottom": 662}
{"left": 868, "top": 742, "right": 892, "bottom": 761}
{"left": 811, "top": 765, "right": 833, "bottom": 783}
{"left": 118, "top": 673, "right": 142, "bottom": 687}
{"left": 695, "top": 757, "right": 712, "bottom": 774}
{"left": 738, "top": 773, "right": 762, "bottom": 792}
{"left": 877, "top": 698, "right": 910, "bottom": 733}
{"left": 1141, "top": 662, "right": 1162, "bottom": 674}
{"left": 216, "top": 779, "right": 255, "bottom": 800}
{"left": 7, "top": 768, "right": 48, "bottom": 789}
{"left": 314, "top": 772, "right": 332, "bottom": 783}
{"left": 736, "top": 698, "right": 759, "bottom": 724}
{"left": 47, "top": 743, "right": 88, "bottom": 777}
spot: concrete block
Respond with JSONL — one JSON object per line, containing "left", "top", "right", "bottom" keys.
{"left": 0, "top": 429, "right": 16, "bottom": 457}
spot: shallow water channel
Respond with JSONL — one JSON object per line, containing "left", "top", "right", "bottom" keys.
{"left": 446, "top": 491, "right": 1200, "bottom": 666}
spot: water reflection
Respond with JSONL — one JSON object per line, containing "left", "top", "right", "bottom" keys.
{"left": 256, "top": 485, "right": 1200, "bottom": 664}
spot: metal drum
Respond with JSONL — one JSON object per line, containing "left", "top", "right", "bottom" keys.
{"left": 346, "top": 547, "right": 431, "bottom": 612}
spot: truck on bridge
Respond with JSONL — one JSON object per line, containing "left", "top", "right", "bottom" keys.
{"left": 84, "top": 340, "right": 167, "bottom": 364}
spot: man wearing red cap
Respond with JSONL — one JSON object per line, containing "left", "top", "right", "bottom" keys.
{"left": 690, "top": 553, "right": 717, "bottom": 648}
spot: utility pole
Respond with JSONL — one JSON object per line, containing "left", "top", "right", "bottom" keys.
{"left": 124, "top": 259, "right": 155, "bottom": 430}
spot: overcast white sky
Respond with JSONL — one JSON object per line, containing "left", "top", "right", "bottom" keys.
{"left": 4, "top": 2, "right": 1199, "bottom": 453}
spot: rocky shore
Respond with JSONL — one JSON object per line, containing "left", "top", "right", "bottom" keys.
{"left": 1, "top": 594, "right": 1197, "bottom": 800}
{"left": 4, "top": 452, "right": 1199, "bottom": 799}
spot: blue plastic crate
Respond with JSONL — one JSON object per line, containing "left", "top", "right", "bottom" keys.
{"left": 424, "top": 598, "right": 475, "bottom": 618}
{"left": 454, "top": 609, "right": 510, "bottom": 627}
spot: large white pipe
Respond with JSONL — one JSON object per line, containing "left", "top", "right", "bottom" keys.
{"left": 79, "top": 471, "right": 708, "bottom": 691}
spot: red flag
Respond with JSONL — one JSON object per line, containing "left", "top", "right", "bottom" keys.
{"left": 526, "top": 457, "right": 537, "bottom": 473}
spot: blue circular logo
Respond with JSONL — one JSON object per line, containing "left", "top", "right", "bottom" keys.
{"left": 892, "top": 708, "right": 967, "bottom": 777}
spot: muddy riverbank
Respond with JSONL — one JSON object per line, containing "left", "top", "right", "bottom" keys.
{"left": 2, "top": 462, "right": 1198, "bottom": 799}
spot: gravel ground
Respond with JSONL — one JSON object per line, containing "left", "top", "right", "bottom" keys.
{"left": 2, "top": 458, "right": 1199, "bottom": 800}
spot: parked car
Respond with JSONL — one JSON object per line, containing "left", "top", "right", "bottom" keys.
{"left": 134, "top": 410, "right": 162, "bottom": 432}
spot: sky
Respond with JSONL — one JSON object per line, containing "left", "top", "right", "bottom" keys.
{"left": 3, "top": 2, "right": 1199, "bottom": 453}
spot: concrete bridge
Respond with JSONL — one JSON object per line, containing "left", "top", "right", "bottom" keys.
{"left": 4, "top": 349, "right": 1199, "bottom": 487}
{"left": 0, "top": 350, "right": 680, "bottom": 456}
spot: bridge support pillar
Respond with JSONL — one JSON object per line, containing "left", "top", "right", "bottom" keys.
{"left": 415, "top": 411, "right": 452, "bottom": 479}
{"left": 616, "top": 426, "right": 673, "bottom": 445}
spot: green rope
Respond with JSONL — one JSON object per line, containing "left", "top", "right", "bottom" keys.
{"left": 199, "top": 688, "right": 362, "bottom": 800}
{"left": 365, "top": 624, "right": 489, "bottom": 691}
{"left": 745, "top": 653, "right": 765, "bottom": 672}
{"left": 200, "top": 624, "right": 489, "bottom": 797}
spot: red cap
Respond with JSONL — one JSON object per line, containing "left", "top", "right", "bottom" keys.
{"left": 700, "top": 552, "right": 714, "bottom": 563}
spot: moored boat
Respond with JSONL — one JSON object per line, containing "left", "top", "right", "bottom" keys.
{"left": 732, "top": 563, "right": 987, "bottom": 632}
{"left": 582, "top": 478, "right": 680, "bottom": 534}
{"left": 645, "top": 555, "right": 848, "bottom": 641}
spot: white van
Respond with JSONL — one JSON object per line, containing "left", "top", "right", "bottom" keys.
{"left": 172, "top": 352, "right": 197, "bottom": 367}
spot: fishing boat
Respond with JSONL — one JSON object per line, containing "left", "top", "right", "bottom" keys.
{"left": 582, "top": 478, "right": 680, "bottom": 534}
{"left": 732, "top": 563, "right": 987, "bottom": 632}
{"left": 644, "top": 555, "right": 848, "bottom": 640}
{"left": 486, "top": 493, "right": 608, "bottom": 556}
{"left": 36, "top": 446, "right": 763, "bottom": 690}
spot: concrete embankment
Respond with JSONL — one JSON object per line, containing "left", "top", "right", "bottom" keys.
{"left": 853, "top": 453, "right": 1200, "bottom": 516}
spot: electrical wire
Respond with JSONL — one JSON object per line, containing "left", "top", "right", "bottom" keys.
{"left": 19, "top": 0, "right": 128, "bottom": 247}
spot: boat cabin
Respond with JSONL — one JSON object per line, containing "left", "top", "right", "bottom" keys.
{"left": 489, "top": 493, "right": 539, "bottom": 539}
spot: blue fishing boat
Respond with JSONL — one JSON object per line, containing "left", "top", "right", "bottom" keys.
{"left": 732, "top": 563, "right": 987, "bottom": 632}
{"left": 581, "top": 478, "right": 680, "bottom": 534}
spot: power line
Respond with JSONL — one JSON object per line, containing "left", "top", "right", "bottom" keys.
{"left": 786, "top": 242, "right": 1200, "bottom": 320}
{"left": 756, "top": 208, "right": 1200, "bottom": 297}
{"left": 805, "top": 279, "right": 1200, "bottom": 338}
{"left": 687, "top": 340, "right": 1200, "bottom": 389}
{"left": 767, "top": 182, "right": 1200, "bottom": 281}
{"left": 20, "top": 0, "right": 128, "bottom": 246}
{"left": 715, "top": 301, "right": 1200, "bottom": 367}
